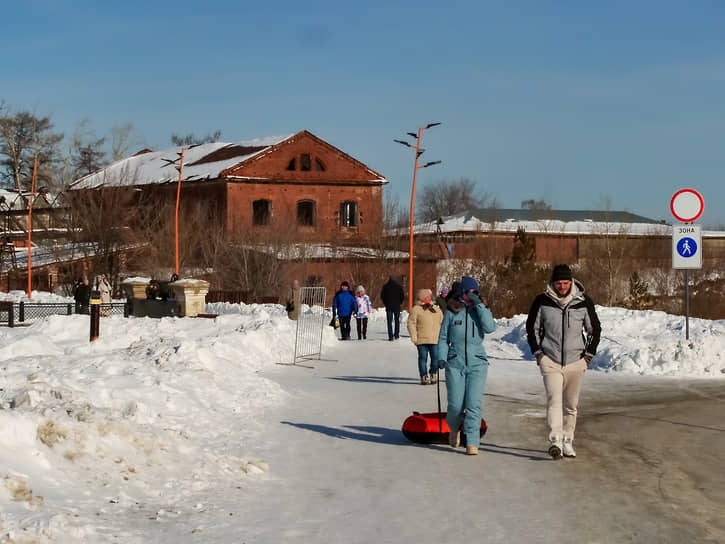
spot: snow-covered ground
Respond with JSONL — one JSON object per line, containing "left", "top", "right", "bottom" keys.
{"left": 1, "top": 290, "right": 723, "bottom": 542}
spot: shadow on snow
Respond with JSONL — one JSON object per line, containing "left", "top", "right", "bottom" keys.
{"left": 281, "top": 421, "right": 409, "bottom": 445}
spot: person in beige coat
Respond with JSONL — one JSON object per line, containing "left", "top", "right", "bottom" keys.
{"left": 407, "top": 288, "right": 444, "bottom": 385}
{"left": 99, "top": 275, "right": 112, "bottom": 316}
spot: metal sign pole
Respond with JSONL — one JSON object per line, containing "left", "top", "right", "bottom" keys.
{"left": 670, "top": 188, "right": 704, "bottom": 343}
{"left": 685, "top": 269, "right": 690, "bottom": 341}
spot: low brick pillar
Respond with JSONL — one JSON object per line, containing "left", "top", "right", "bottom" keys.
{"left": 169, "top": 279, "right": 210, "bottom": 317}
{"left": 121, "top": 278, "right": 150, "bottom": 299}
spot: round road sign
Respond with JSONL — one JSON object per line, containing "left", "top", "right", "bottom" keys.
{"left": 670, "top": 189, "right": 704, "bottom": 223}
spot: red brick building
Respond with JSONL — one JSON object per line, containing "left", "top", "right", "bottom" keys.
{"left": 66, "top": 131, "right": 437, "bottom": 305}
{"left": 70, "top": 130, "right": 386, "bottom": 243}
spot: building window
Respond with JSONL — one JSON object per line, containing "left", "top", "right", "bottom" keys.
{"left": 300, "top": 153, "right": 311, "bottom": 171}
{"left": 297, "top": 200, "right": 316, "bottom": 226}
{"left": 287, "top": 154, "right": 324, "bottom": 171}
{"left": 253, "top": 199, "right": 272, "bottom": 225}
{"left": 340, "top": 201, "right": 358, "bottom": 227}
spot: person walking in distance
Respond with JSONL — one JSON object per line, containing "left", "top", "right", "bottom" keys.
{"left": 380, "top": 275, "right": 405, "bottom": 341}
{"left": 99, "top": 275, "right": 112, "bottom": 316}
{"left": 437, "top": 276, "right": 496, "bottom": 456}
{"left": 354, "top": 285, "right": 372, "bottom": 340}
{"left": 526, "top": 264, "right": 601, "bottom": 460}
{"left": 332, "top": 281, "right": 358, "bottom": 340}
{"left": 407, "top": 288, "right": 444, "bottom": 385}
{"left": 75, "top": 277, "right": 91, "bottom": 315}
{"left": 435, "top": 287, "right": 449, "bottom": 314}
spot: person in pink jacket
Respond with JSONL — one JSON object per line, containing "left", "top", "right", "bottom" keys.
{"left": 354, "top": 285, "right": 372, "bottom": 340}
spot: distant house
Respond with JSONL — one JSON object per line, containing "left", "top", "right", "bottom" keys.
{"left": 69, "top": 130, "right": 387, "bottom": 243}
{"left": 410, "top": 208, "right": 725, "bottom": 269}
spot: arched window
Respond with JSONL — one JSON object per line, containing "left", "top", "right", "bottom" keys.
{"left": 300, "top": 153, "right": 311, "bottom": 171}
{"left": 340, "top": 201, "right": 358, "bottom": 227}
{"left": 253, "top": 199, "right": 272, "bottom": 225}
{"left": 297, "top": 200, "right": 316, "bottom": 227}
{"left": 286, "top": 153, "right": 325, "bottom": 171}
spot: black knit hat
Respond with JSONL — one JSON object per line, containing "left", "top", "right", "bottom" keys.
{"left": 550, "top": 264, "right": 573, "bottom": 282}
{"left": 341, "top": 281, "right": 350, "bottom": 288}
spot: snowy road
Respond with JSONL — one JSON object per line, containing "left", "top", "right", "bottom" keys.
{"left": 213, "top": 319, "right": 725, "bottom": 543}
{"left": 2, "top": 306, "right": 724, "bottom": 543}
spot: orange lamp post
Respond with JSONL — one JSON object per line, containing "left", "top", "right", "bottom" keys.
{"left": 174, "top": 148, "right": 185, "bottom": 276}
{"left": 26, "top": 157, "right": 38, "bottom": 299}
{"left": 395, "top": 123, "right": 442, "bottom": 310}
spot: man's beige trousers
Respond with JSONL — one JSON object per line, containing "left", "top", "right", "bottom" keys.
{"left": 539, "top": 356, "right": 587, "bottom": 441}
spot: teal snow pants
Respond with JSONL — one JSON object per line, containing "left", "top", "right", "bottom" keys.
{"left": 445, "top": 360, "right": 489, "bottom": 447}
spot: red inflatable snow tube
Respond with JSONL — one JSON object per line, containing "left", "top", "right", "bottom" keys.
{"left": 402, "top": 411, "right": 487, "bottom": 445}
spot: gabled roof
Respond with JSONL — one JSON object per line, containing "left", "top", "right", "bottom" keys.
{"left": 68, "top": 130, "right": 387, "bottom": 190}
{"left": 69, "top": 135, "right": 292, "bottom": 190}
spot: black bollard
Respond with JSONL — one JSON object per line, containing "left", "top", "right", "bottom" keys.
{"left": 90, "top": 290, "right": 101, "bottom": 342}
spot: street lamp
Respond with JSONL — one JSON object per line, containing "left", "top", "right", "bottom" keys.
{"left": 174, "top": 148, "right": 185, "bottom": 277}
{"left": 162, "top": 147, "right": 188, "bottom": 276}
{"left": 26, "top": 157, "right": 38, "bottom": 299}
{"left": 395, "top": 122, "right": 442, "bottom": 310}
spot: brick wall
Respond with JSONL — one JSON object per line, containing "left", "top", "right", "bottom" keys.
{"left": 226, "top": 182, "right": 383, "bottom": 242}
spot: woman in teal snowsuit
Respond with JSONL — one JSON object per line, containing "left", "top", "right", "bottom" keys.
{"left": 437, "top": 276, "right": 496, "bottom": 455}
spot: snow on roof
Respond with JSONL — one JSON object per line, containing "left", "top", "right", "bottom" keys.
{"left": 68, "top": 135, "right": 293, "bottom": 190}
{"left": 9, "top": 242, "right": 99, "bottom": 270}
{"left": 409, "top": 210, "right": 724, "bottom": 237}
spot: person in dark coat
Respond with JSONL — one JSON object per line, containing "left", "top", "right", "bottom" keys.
{"left": 380, "top": 275, "right": 405, "bottom": 341}
{"left": 332, "top": 281, "right": 358, "bottom": 340}
{"left": 435, "top": 287, "right": 449, "bottom": 314}
{"left": 74, "top": 277, "right": 91, "bottom": 314}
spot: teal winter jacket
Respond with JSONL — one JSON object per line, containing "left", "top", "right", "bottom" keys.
{"left": 437, "top": 301, "right": 496, "bottom": 368}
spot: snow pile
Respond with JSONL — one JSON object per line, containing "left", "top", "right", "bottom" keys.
{"left": 0, "top": 304, "right": 338, "bottom": 541}
{"left": 487, "top": 307, "right": 725, "bottom": 376}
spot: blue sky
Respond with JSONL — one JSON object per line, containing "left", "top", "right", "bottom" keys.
{"left": 3, "top": 1, "right": 725, "bottom": 226}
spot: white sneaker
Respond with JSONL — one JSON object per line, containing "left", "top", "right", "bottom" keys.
{"left": 562, "top": 437, "right": 576, "bottom": 458}
{"left": 548, "top": 436, "right": 563, "bottom": 460}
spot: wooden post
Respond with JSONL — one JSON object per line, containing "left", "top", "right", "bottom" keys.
{"left": 90, "top": 290, "right": 101, "bottom": 341}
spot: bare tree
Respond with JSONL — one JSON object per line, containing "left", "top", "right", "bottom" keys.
{"left": 59, "top": 165, "right": 150, "bottom": 291}
{"left": 70, "top": 121, "right": 106, "bottom": 179}
{"left": 110, "top": 123, "right": 142, "bottom": 161}
{"left": 417, "top": 177, "right": 496, "bottom": 223}
{"left": 0, "top": 108, "right": 63, "bottom": 192}
{"left": 170, "top": 131, "right": 222, "bottom": 146}
{"left": 521, "top": 199, "right": 552, "bottom": 210}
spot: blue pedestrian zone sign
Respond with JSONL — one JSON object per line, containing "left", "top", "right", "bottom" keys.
{"left": 672, "top": 225, "right": 702, "bottom": 269}
{"left": 676, "top": 237, "right": 697, "bottom": 257}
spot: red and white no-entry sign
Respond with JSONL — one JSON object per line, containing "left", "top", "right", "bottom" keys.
{"left": 670, "top": 189, "right": 704, "bottom": 223}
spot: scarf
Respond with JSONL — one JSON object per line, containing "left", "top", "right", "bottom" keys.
{"left": 422, "top": 303, "right": 437, "bottom": 313}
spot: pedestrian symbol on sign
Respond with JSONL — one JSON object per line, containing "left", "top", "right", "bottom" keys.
{"left": 677, "top": 237, "right": 697, "bottom": 258}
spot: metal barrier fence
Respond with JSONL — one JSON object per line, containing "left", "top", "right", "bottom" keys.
{"left": 0, "top": 301, "right": 129, "bottom": 326}
{"left": 292, "top": 287, "right": 327, "bottom": 366}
